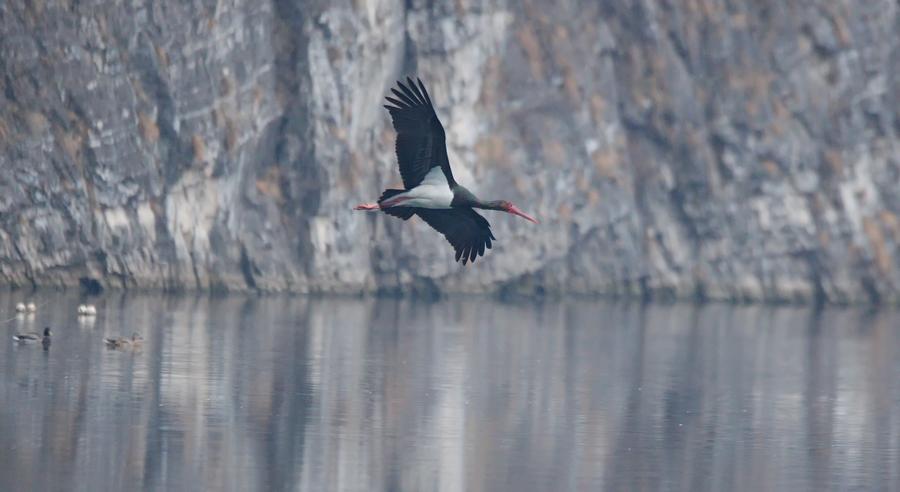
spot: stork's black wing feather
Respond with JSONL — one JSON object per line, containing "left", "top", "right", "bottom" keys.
{"left": 415, "top": 209, "right": 495, "bottom": 265}
{"left": 383, "top": 78, "right": 456, "bottom": 189}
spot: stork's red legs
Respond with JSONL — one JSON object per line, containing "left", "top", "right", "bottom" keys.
{"left": 353, "top": 203, "right": 380, "bottom": 211}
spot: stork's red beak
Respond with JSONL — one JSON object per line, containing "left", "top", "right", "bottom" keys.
{"left": 507, "top": 204, "right": 538, "bottom": 224}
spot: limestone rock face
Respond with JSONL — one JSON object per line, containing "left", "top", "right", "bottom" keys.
{"left": 0, "top": 0, "right": 898, "bottom": 302}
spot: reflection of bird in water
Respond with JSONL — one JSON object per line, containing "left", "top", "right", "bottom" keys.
{"left": 77, "top": 314, "right": 96, "bottom": 329}
{"left": 104, "top": 333, "right": 143, "bottom": 349}
{"left": 13, "top": 327, "right": 51, "bottom": 347}
{"left": 77, "top": 304, "right": 97, "bottom": 316}
{"left": 12, "top": 302, "right": 37, "bottom": 325}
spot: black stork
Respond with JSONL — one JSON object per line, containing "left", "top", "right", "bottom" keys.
{"left": 354, "top": 77, "right": 538, "bottom": 264}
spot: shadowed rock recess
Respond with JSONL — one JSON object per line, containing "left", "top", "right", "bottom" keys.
{"left": 0, "top": 0, "right": 898, "bottom": 302}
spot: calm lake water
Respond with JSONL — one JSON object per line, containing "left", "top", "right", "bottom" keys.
{"left": 1, "top": 291, "right": 899, "bottom": 491}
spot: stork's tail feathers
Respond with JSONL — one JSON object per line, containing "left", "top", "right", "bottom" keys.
{"left": 354, "top": 189, "right": 415, "bottom": 219}
{"left": 378, "top": 189, "right": 415, "bottom": 220}
{"left": 354, "top": 189, "right": 405, "bottom": 212}
{"left": 378, "top": 189, "right": 405, "bottom": 203}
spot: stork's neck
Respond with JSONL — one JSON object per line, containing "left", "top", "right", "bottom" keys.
{"left": 451, "top": 185, "right": 498, "bottom": 209}
{"left": 450, "top": 186, "right": 538, "bottom": 222}
{"left": 473, "top": 199, "right": 506, "bottom": 211}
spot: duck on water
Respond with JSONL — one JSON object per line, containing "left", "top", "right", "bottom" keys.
{"left": 104, "top": 333, "right": 143, "bottom": 349}
{"left": 13, "top": 327, "right": 51, "bottom": 349}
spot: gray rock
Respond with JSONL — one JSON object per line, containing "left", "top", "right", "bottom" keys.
{"left": 0, "top": 0, "right": 898, "bottom": 303}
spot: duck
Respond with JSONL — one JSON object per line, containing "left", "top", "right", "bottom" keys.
{"left": 15, "top": 302, "right": 26, "bottom": 313}
{"left": 26, "top": 302, "right": 37, "bottom": 313}
{"left": 13, "top": 327, "right": 51, "bottom": 344}
{"left": 77, "top": 304, "right": 97, "bottom": 316}
{"left": 104, "top": 333, "right": 143, "bottom": 349}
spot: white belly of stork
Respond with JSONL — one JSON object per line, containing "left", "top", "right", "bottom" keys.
{"left": 385, "top": 167, "right": 454, "bottom": 209}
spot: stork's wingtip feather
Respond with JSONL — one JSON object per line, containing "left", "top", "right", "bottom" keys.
{"left": 405, "top": 76, "right": 426, "bottom": 103}
{"left": 385, "top": 96, "right": 407, "bottom": 108}
{"left": 416, "top": 77, "right": 433, "bottom": 105}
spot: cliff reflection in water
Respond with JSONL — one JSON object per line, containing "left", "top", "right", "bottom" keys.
{"left": 1, "top": 292, "right": 899, "bottom": 491}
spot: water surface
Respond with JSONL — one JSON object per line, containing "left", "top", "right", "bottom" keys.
{"left": 1, "top": 292, "right": 899, "bottom": 491}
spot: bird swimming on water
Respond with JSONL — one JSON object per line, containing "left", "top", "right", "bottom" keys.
{"left": 77, "top": 304, "right": 97, "bottom": 316}
{"left": 13, "top": 327, "right": 51, "bottom": 347}
{"left": 15, "top": 302, "right": 36, "bottom": 313}
{"left": 104, "top": 333, "right": 143, "bottom": 349}
{"left": 354, "top": 77, "right": 538, "bottom": 264}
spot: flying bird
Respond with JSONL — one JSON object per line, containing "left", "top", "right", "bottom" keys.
{"left": 354, "top": 77, "right": 537, "bottom": 264}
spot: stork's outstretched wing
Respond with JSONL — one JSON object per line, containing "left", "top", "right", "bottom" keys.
{"left": 415, "top": 208, "right": 495, "bottom": 265}
{"left": 383, "top": 78, "right": 456, "bottom": 190}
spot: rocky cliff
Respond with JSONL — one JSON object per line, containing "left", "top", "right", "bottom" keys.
{"left": 1, "top": 0, "right": 898, "bottom": 302}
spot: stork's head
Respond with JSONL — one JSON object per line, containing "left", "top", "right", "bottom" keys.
{"left": 491, "top": 200, "right": 538, "bottom": 224}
